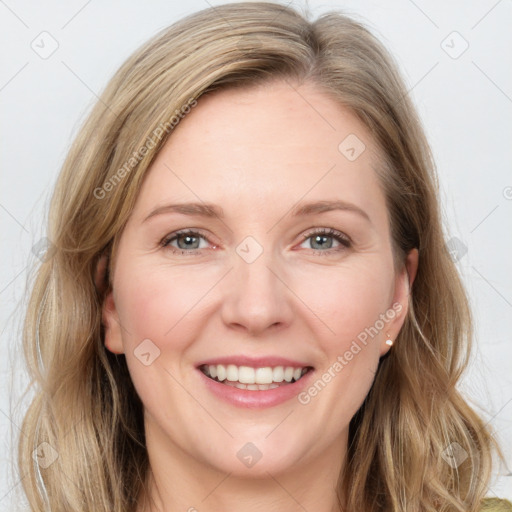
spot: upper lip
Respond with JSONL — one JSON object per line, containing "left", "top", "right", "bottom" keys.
{"left": 196, "top": 355, "right": 314, "bottom": 369}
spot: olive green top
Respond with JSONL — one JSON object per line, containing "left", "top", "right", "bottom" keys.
{"left": 481, "top": 498, "right": 512, "bottom": 511}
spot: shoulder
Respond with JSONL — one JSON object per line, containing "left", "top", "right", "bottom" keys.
{"left": 480, "top": 498, "right": 512, "bottom": 511}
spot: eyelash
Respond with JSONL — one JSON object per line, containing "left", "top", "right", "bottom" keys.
{"left": 301, "top": 227, "right": 352, "bottom": 252}
{"left": 160, "top": 227, "right": 352, "bottom": 256}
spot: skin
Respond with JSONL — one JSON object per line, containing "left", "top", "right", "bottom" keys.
{"left": 102, "top": 80, "right": 418, "bottom": 512}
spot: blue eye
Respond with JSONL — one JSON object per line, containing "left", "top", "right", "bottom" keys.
{"left": 300, "top": 228, "right": 351, "bottom": 252}
{"left": 160, "top": 227, "right": 351, "bottom": 256}
{"left": 161, "top": 229, "right": 211, "bottom": 254}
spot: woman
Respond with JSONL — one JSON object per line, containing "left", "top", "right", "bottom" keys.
{"left": 18, "top": 2, "right": 511, "bottom": 511}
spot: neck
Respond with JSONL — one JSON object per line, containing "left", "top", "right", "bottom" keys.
{"left": 139, "top": 470, "right": 344, "bottom": 512}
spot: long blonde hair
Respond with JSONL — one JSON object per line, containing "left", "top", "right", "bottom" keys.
{"left": 18, "top": 2, "right": 504, "bottom": 511}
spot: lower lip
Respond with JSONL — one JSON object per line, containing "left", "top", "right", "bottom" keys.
{"left": 197, "top": 368, "right": 315, "bottom": 409}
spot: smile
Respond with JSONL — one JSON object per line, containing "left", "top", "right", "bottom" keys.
{"left": 199, "top": 364, "right": 313, "bottom": 390}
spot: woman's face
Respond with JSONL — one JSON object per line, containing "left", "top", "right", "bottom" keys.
{"left": 103, "top": 80, "right": 416, "bottom": 477}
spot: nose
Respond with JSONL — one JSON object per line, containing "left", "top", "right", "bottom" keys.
{"left": 220, "top": 244, "right": 293, "bottom": 336}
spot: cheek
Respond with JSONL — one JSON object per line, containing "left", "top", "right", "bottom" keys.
{"left": 112, "top": 260, "right": 218, "bottom": 412}
{"left": 114, "top": 260, "right": 216, "bottom": 350}
{"left": 290, "top": 262, "right": 393, "bottom": 432}
{"left": 116, "top": 256, "right": 394, "bottom": 354}
{"left": 291, "top": 258, "right": 394, "bottom": 350}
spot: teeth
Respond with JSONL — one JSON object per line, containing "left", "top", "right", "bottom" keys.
{"left": 272, "top": 366, "right": 284, "bottom": 382}
{"left": 255, "top": 367, "right": 273, "bottom": 384}
{"left": 226, "top": 364, "right": 238, "bottom": 382}
{"left": 223, "top": 381, "right": 281, "bottom": 390}
{"left": 284, "top": 367, "right": 294, "bottom": 382}
{"left": 239, "top": 366, "right": 255, "bottom": 384}
{"left": 202, "top": 364, "right": 310, "bottom": 385}
{"left": 216, "top": 365, "right": 226, "bottom": 382}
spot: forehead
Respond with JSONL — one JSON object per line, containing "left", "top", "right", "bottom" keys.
{"left": 132, "top": 80, "right": 386, "bottom": 223}
{"left": 167, "top": 80, "right": 372, "bottom": 162}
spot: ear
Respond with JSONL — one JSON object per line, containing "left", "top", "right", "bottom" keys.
{"left": 95, "top": 255, "right": 125, "bottom": 355}
{"left": 94, "top": 254, "right": 109, "bottom": 295}
{"left": 102, "top": 290, "right": 125, "bottom": 354}
{"left": 379, "top": 248, "right": 419, "bottom": 356}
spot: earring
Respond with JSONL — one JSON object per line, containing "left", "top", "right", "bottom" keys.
{"left": 385, "top": 334, "right": 393, "bottom": 347}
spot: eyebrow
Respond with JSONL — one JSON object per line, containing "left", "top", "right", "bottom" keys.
{"left": 143, "top": 199, "right": 371, "bottom": 223}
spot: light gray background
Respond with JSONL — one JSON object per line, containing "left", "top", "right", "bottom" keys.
{"left": 1, "top": 0, "right": 511, "bottom": 507}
